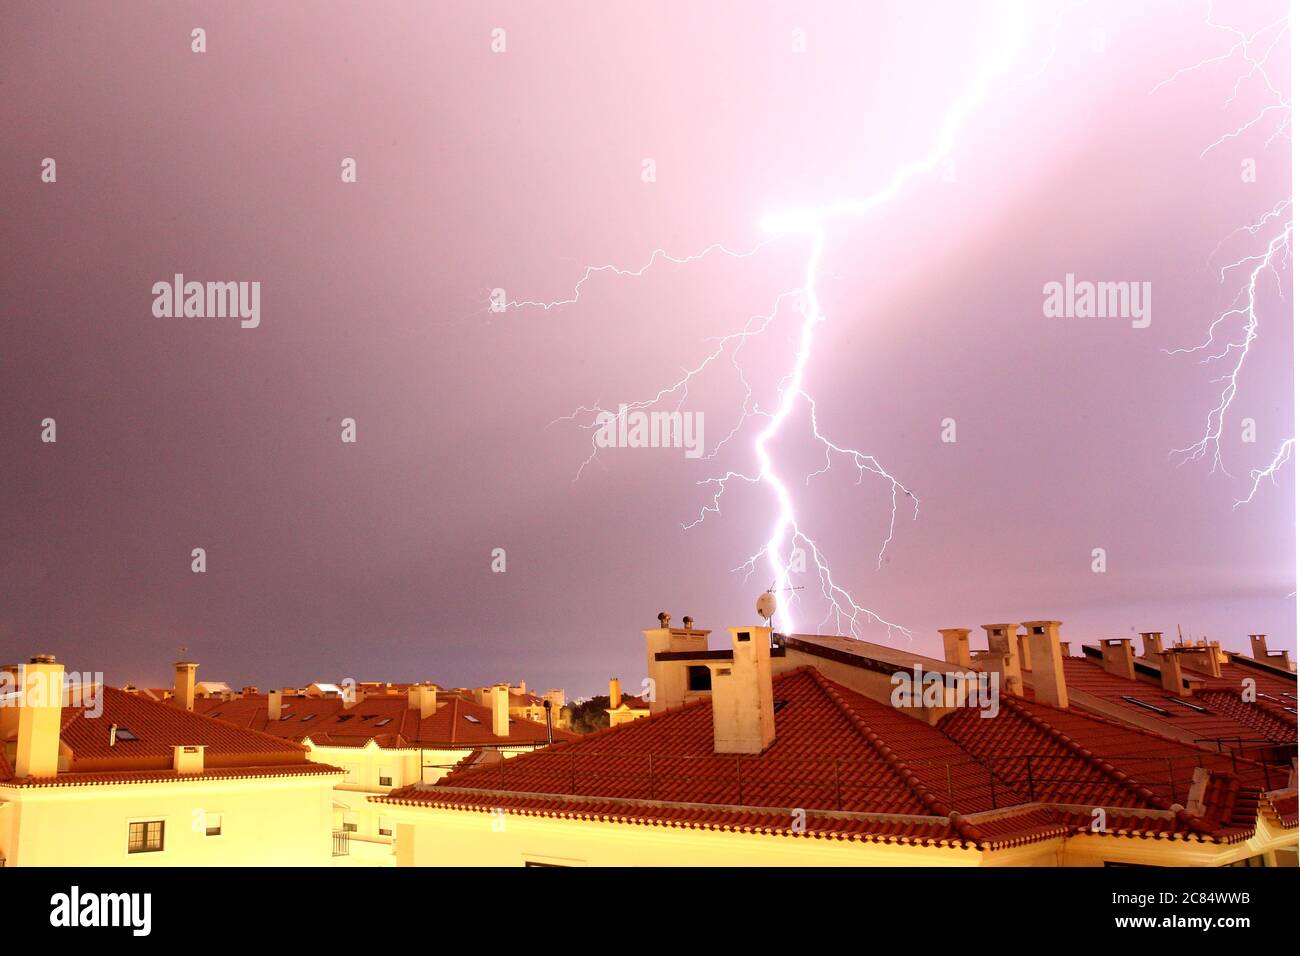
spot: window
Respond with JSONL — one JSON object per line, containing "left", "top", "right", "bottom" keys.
{"left": 687, "top": 665, "right": 712, "bottom": 692}
{"left": 379, "top": 774, "right": 393, "bottom": 787}
{"left": 301, "top": 713, "right": 316, "bottom": 722}
{"left": 336, "top": 714, "right": 354, "bottom": 723}
{"left": 464, "top": 714, "right": 481, "bottom": 724}
{"left": 375, "top": 718, "right": 392, "bottom": 727}
{"left": 378, "top": 816, "right": 394, "bottom": 837}
{"left": 1121, "top": 696, "right": 1172, "bottom": 716}
{"left": 127, "top": 820, "right": 164, "bottom": 854}
{"left": 204, "top": 812, "right": 223, "bottom": 837}
{"left": 342, "top": 821, "right": 358, "bottom": 832}
{"left": 114, "top": 726, "right": 139, "bottom": 742}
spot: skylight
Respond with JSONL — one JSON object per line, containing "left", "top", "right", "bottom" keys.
{"left": 464, "top": 714, "right": 481, "bottom": 724}
{"left": 375, "top": 718, "right": 392, "bottom": 727}
{"left": 114, "top": 726, "right": 139, "bottom": 741}
{"left": 1164, "top": 697, "right": 1211, "bottom": 714}
{"left": 301, "top": 714, "right": 316, "bottom": 722}
{"left": 336, "top": 715, "right": 354, "bottom": 723}
{"left": 1121, "top": 696, "right": 1172, "bottom": 717}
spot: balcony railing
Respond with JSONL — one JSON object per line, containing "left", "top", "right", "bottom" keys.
{"left": 331, "top": 830, "right": 350, "bottom": 857}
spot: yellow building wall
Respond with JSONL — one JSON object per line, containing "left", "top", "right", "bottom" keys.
{"left": 0, "top": 773, "right": 341, "bottom": 867}
{"left": 307, "top": 743, "right": 538, "bottom": 845}
{"left": 385, "top": 805, "right": 1297, "bottom": 867}
{"left": 387, "top": 805, "right": 1009, "bottom": 866}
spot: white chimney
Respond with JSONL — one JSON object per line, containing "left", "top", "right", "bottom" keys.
{"left": 173, "top": 745, "right": 206, "bottom": 774}
{"left": 408, "top": 684, "right": 437, "bottom": 719}
{"left": 267, "top": 689, "right": 283, "bottom": 723}
{"left": 491, "top": 684, "right": 510, "bottom": 737}
{"left": 1100, "top": 638, "right": 1135, "bottom": 680}
{"left": 174, "top": 660, "right": 198, "bottom": 712}
{"left": 938, "top": 628, "right": 972, "bottom": 668}
{"left": 16, "top": 656, "right": 64, "bottom": 778}
{"left": 1139, "top": 631, "right": 1165, "bottom": 661}
{"left": 981, "top": 624, "right": 1024, "bottom": 696}
{"left": 1023, "top": 621, "right": 1068, "bottom": 709}
{"left": 1159, "top": 650, "right": 1187, "bottom": 695}
{"left": 711, "top": 626, "right": 776, "bottom": 754}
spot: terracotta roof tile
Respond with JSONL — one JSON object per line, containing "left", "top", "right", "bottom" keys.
{"left": 195, "top": 692, "right": 576, "bottom": 749}
{"left": 376, "top": 667, "right": 1285, "bottom": 849}
{"left": 1, "top": 686, "right": 336, "bottom": 785}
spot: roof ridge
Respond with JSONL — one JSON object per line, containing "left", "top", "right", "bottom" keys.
{"left": 997, "top": 695, "right": 1218, "bottom": 835}
{"left": 801, "top": 667, "right": 982, "bottom": 842}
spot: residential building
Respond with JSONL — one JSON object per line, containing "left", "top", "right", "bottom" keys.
{"left": 0, "top": 657, "right": 343, "bottom": 867}
{"left": 375, "top": 619, "right": 1298, "bottom": 867}
{"left": 605, "top": 678, "right": 651, "bottom": 727}
{"left": 196, "top": 679, "right": 575, "bottom": 857}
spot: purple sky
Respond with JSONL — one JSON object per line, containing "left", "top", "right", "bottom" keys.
{"left": 1, "top": 1, "right": 1294, "bottom": 698}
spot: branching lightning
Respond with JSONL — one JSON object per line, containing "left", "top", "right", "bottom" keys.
{"left": 504, "top": 3, "right": 1032, "bottom": 638}
{"left": 1154, "top": 2, "right": 1294, "bottom": 507}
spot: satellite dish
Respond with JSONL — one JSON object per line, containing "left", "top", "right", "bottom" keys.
{"left": 756, "top": 591, "right": 778, "bottom": 622}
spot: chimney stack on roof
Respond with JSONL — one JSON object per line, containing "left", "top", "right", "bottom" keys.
{"left": 1100, "top": 638, "right": 1136, "bottom": 680}
{"left": 174, "top": 661, "right": 198, "bottom": 712}
{"left": 608, "top": 677, "right": 621, "bottom": 707}
{"left": 938, "top": 628, "right": 972, "bottom": 668}
{"left": 1023, "top": 621, "right": 1068, "bottom": 709}
{"left": 979, "top": 624, "right": 1024, "bottom": 696}
{"left": 491, "top": 684, "right": 510, "bottom": 737}
{"left": 16, "top": 655, "right": 64, "bottom": 778}
{"left": 711, "top": 626, "right": 776, "bottom": 754}
{"left": 267, "top": 688, "right": 283, "bottom": 723}
{"left": 408, "top": 683, "right": 438, "bottom": 719}
{"left": 1159, "top": 650, "right": 1187, "bottom": 696}
{"left": 1249, "top": 633, "right": 1293, "bottom": 670}
{"left": 1139, "top": 631, "right": 1165, "bottom": 661}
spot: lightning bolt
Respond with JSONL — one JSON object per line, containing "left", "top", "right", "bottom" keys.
{"left": 504, "top": 2, "right": 1033, "bottom": 639}
{"left": 1155, "top": 2, "right": 1294, "bottom": 506}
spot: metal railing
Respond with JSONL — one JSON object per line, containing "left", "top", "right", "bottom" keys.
{"left": 331, "top": 830, "right": 350, "bottom": 857}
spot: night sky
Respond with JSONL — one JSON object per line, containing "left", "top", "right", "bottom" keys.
{"left": 1, "top": 1, "right": 1293, "bottom": 698}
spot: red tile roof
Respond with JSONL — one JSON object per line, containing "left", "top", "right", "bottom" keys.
{"left": 1063, "top": 657, "right": 1273, "bottom": 740}
{"left": 377, "top": 667, "right": 1282, "bottom": 848}
{"left": 195, "top": 691, "right": 576, "bottom": 749}
{"left": 1, "top": 686, "right": 340, "bottom": 786}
